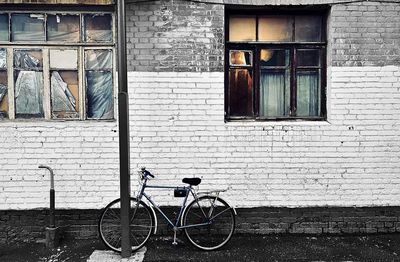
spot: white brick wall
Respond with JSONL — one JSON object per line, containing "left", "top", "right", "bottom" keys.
{"left": 1, "top": 66, "right": 399, "bottom": 209}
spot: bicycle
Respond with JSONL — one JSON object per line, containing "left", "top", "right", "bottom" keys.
{"left": 98, "top": 167, "right": 237, "bottom": 252}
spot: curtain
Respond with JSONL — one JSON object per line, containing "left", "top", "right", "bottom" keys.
{"left": 229, "top": 69, "right": 253, "bottom": 116}
{"left": 260, "top": 71, "right": 287, "bottom": 117}
{"left": 297, "top": 71, "right": 320, "bottom": 117}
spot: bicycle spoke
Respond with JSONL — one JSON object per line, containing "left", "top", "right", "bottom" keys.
{"left": 183, "top": 196, "right": 235, "bottom": 251}
{"left": 99, "top": 198, "right": 153, "bottom": 252}
{"left": 190, "top": 209, "right": 206, "bottom": 219}
{"left": 108, "top": 209, "right": 121, "bottom": 220}
{"left": 130, "top": 231, "right": 140, "bottom": 245}
{"left": 210, "top": 207, "right": 231, "bottom": 220}
{"left": 131, "top": 224, "right": 153, "bottom": 229}
{"left": 108, "top": 232, "right": 121, "bottom": 246}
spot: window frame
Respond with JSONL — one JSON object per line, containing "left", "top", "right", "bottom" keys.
{"left": 225, "top": 8, "right": 328, "bottom": 122}
{"left": 0, "top": 9, "right": 116, "bottom": 121}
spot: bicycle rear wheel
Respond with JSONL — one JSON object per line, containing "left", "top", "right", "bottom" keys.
{"left": 183, "top": 195, "right": 235, "bottom": 251}
{"left": 98, "top": 197, "right": 154, "bottom": 252}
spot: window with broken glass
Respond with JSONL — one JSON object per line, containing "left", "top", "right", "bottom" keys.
{"left": 225, "top": 11, "right": 327, "bottom": 121}
{"left": 0, "top": 11, "right": 114, "bottom": 120}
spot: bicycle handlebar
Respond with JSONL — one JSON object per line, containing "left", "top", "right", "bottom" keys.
{"left": 141, "top": 167, "right": 154, "bottom": 178}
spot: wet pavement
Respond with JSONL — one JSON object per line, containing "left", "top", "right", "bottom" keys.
{"left": 1, "top": 233, "right": 400, "bottom": 261}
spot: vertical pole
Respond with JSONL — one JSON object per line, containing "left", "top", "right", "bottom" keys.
{"left": 117, "top": 0, "right": 131, "bottom": 258}
{"left": 49, "top": 189, "right": 55, "bottom": 228}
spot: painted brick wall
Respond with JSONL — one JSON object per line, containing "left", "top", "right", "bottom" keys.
{"left": 0, "top": 122, "right": 120, "bottom": 210}
{"left": 1, "top": 66, "right": 398, "bottom": 210}
{"left": 1, "top": 0, "right": 400, "bottom": 244}
{"left": 0, "top": 0, "right": 399, "bottom": 211}
{"left": 128, "top": 67, "right": 400, "bottom": 208}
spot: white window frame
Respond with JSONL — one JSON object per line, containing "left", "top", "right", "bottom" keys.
{"left": 0, "top": 10, "right": 116, "bottom": 121}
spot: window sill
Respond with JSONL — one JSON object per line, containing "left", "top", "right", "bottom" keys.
{"left": 224, "top": 118, "right": 331, "bottom": 127}
{"left": 0, "top": 118, "right": 116, "bottom": 123}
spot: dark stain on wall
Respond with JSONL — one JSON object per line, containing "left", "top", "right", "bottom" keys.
{"left": 126, "top": 0, "right": 400, "bottom": 72}
{"left": 126, "top": 0, "right": 224, "bottom": 72}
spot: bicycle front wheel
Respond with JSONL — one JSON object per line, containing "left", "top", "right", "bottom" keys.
{"left": 183, "top": 195, "right": 236, "bottom": 251}
{"left": 98, "top": 197, "right": 154, "bottom": 252}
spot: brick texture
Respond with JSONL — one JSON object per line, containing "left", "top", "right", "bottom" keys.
{"left": 128, "top": 68, "right": 400, "bottom": 208}
{"left": 0, "top": 67, "right": 399, "bottom": 209}
{"left": 0, "top": 122, "right": 120, "bottom": 210}
{"left": 126, "top": 0, "right": 224, "bottom": 72}
{"left": 126, "top": 0, "right": 400, "bottom": 72}
{"left": 3, "top": 206, "right": 400, "bottom": 244}
{"left": 1, "top": 0, "right": 400, "bottom": 243}
{"left": 331, "top": 2, "right": 400, "bottom": 66}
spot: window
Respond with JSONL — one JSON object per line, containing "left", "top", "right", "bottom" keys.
{"left": 0, "top": 48, "right": 7, "bottom": 118}
{"left": 0, "top": 11, "right": 114, "bottom": 120}
{"left": 14, "top": 49, "right": 44, "bottom": 118}
{"left": 226, "top": 10, "right": 327, "bottom": 121}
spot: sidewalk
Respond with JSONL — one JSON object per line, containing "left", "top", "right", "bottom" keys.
{"left": 1, "top": 233, "right": 400, "bottom": 261}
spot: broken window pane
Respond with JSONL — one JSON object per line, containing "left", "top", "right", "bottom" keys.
{"left": 84, "top": 14, "right": 112, "bottom": 43}
{"left": 230, "top": 51, "right": 252, "bottom": 66}
{"left": 50, "top": 49, "right": 78, "bottom": 69}
{"left": 228, "top": 69, "right": 253, "bottom": 117}
{"left": 15, "top": 71, "right": 44, "bottom": 118}
{"left": 14, "top": 50, "right": 44, "bottom": 118}
{"left": 0, "top": 48, "right": 6, "bottom": 68}
{"left": 297, "top": 70, "right": 320, "bottom": 117}
{"left": 86, "top": 71, "right": 113, "bottom": 119}
{"left": 0, "top": 71, "right": 8, "bottom": 118}
{"left": 258, "top": 16, "right": 293, "bottom": 42}
{"left": 11, "top": 14, "right": 45, "bottom": 42}
{"left": 229, "top": 16, "right": 256, "bottom": 42}
{"left": 14, "top": 50, "right": 43, "bottom": 69}
{"left": 0, "top": 14, "right": 9, "bottom": 41}
{"left": 47, "top": 14, "right": 80, "bottom": 42}
{"left": 295, "top": 16, "right": 322, "bottom": 42}
{"left": 51, "top": 71, "right": 79, "bottom": 119}
{"left": 85, "top": 49, "right": 112, "bottom": 70}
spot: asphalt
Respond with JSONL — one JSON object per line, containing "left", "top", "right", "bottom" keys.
{"left": 1, "top": 233, "right": 400, "bottom": 262}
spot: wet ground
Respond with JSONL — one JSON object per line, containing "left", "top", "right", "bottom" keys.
{"left": 1, "top": 234, "right": 400, "bottom": 262}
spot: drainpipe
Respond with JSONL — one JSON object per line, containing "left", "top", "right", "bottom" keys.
{"left": 38, "top": 165, "right": 59, "bottom": 248}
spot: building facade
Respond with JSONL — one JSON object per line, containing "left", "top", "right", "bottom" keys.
{"left": 1, "top": 0, "right": 400, "bottom": 243}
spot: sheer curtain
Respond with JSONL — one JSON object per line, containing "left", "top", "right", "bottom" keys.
{"left": 297, "top": 71, "right": 320, "bottom": 117}
{"left": 260, "top": 71, "right": 287, "bottom": 117}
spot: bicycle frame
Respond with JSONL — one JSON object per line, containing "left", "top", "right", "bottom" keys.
{"left": 136, "top": 179, "right": 212, "bottom": 230}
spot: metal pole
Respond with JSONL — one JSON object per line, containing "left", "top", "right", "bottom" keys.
{"left": 38, "top": 165, "right": 55, "bottom": 228}
{"left": 117, "top": 0, "right": 131, "bottom": 258}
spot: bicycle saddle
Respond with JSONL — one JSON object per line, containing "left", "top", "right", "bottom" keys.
{"left": 182, "top": 177, "right": 201, "bottom": 186}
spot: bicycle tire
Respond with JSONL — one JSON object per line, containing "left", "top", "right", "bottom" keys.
{"left": 182, "top": 195, "right": 235, "bottom": 251}
{"left": 98, "top": 197, "right": 154, "bottom": 252}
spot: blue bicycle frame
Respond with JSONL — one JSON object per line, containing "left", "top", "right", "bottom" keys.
{"left": 136, "top": 179, "right": 212, "bottom": 230}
